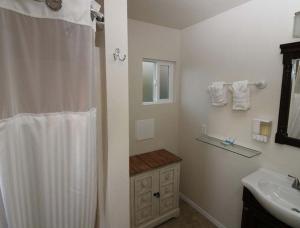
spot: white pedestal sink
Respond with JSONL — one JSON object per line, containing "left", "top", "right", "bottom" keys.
{"left": 242, "top": 169, "right": 300, "bottom": 228}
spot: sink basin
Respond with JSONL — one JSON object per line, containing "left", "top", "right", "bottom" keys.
{"left": 242, "top": 169, "right": 300, "bottom": 228}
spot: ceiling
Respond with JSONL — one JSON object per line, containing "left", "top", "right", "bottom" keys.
{"left": 128, "top": 0, "right": 252, "bottom": 29}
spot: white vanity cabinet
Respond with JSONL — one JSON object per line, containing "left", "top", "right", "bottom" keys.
{"left": 130, "top": 150, "right": 181, "bottom": 228}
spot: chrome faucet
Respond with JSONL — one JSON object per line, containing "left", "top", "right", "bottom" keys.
{"left": 289, "top": 175, "right": 300, "bottom": 191}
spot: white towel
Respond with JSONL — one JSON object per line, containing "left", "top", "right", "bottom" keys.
{"left": 231, "top": 80, "right": 250, "bottom": 111}
{"left": 208, "top": 81, "right": 228, "bottom": 106}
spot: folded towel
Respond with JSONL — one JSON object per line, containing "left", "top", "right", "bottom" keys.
{"left": 208, "top": 81, "right": 228, "bottom": 106}
{"left": 231, "top": 80, "right": 250, "bottom": 111}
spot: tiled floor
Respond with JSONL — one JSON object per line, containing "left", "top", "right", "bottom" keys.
{"left": 156, "top": 200, "right": 216, "bottom": 228}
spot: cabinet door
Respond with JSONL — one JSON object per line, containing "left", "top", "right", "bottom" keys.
{"left": 133, "top": 171, "right": 159, "bottom": 227}
{"left": 159, "top": 164, "right": 180, "bottom": 216}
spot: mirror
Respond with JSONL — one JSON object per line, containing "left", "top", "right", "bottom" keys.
{"left": 276, "top": 42, "right": 300, "bottom": 147}
{"left": 287, "top": 59, "right": 300, "bottom": 138}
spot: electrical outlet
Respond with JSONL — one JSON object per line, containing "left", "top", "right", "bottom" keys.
{"left": 201, "top": 124, "right": 207, "bottom": 135}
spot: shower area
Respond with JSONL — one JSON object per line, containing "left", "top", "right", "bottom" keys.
{"left": 0, "top": 0, "right": 130, "bottom": 228}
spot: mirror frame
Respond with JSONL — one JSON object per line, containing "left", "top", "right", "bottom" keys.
{"left": 276, "top": 41, "right": 300, "bottom": 147}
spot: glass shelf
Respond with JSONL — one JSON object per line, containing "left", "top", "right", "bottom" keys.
{"left": 196, "top": 135, "right": 262, "bottom": 158}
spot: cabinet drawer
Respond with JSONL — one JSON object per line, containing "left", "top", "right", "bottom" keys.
{"left": 136, "top": 192, "right": 152, "bottom": 210}
{"left": 160, "top": 183, "right": 174, "bottom": 199}
{"left": 160, "top": 196, "right": 175, "bottom": 215}
{"left": 135, "top": 206, "right": 153, "bottom": 226}
{"left": 160, "top": 169, "right": 174, "bottom": 186}
{"left": 135, "top": 175, "right": 153, "bottom": 195}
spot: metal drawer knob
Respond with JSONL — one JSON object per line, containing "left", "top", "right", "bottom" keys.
{"left": 153, "top": 192, "right": 160, "bottom": 198}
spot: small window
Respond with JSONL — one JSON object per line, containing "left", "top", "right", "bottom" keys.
{"left": 142, "top": 59, "right": 174, "bottom": 104}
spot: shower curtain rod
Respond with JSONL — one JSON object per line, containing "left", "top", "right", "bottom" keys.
{"left": 91, "top": 7, "right": 105, "bottom": 29}
{"left": 91, "top": 8, "right": 104, "bottom": 23}
{"left": 33, "top": 0, "right": 105, "bottom": 24}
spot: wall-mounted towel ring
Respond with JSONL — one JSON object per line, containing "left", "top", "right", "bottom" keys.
{"left": 113, "top": 48, "right": 127, "bottom": 62}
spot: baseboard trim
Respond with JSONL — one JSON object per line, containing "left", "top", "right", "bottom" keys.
{"left": 137, "top": 208, "right": 180, "bottom": 228}
{"left": 179, "top": 193, "right": 227, "bottom": 228}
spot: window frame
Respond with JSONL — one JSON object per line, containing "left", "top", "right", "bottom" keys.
{"left": 142, "top": 59, "right": 174, "bottom": 105}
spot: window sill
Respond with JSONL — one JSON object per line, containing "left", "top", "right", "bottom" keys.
{"left": 142, "top": 100, "right": 173, "bottom": 106}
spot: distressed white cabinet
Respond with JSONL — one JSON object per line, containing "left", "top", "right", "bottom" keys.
{"left": 130, "top": 150, "right": 181, "bottom": 228}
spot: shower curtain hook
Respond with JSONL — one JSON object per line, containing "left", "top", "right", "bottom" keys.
{"left": 45, "top": 0, "right": 63, "bottom": 11}
{"left": 33, "top": 0, "right": 62, "bottom": 11}
{"left": 113, "top": 48, "right": 127, "bottom": 62}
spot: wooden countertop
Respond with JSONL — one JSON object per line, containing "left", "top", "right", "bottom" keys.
{"left": 130, "top": 149, "right": 182, "bottom": 176}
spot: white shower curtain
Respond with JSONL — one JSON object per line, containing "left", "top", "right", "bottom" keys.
{"left": 0, "top": 1, "right": 100, "bottom": 228}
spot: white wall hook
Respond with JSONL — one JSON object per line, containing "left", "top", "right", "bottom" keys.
{"left": 113, "top": 48, "right": 126, "bottom": 61}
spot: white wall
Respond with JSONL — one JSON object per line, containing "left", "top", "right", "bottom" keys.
{"left": 128, "top": 19, "right": 181, "bottom": 155}
{"left": 104, "top": 0, "right": 130, "bottom": 227}
{"left": 180, "top": 0, "right": 300, "bottom": 227}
